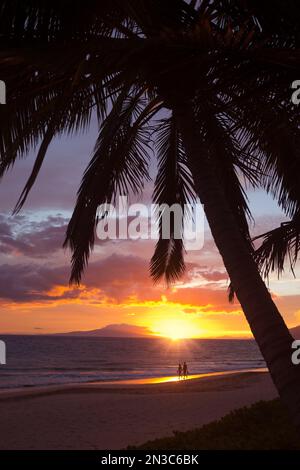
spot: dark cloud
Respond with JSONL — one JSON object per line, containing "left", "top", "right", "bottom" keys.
{"left": 0, "top": 254, "right": 157, "bottom": 303}
{"left": 79, "top": 253, "right": 162, "bottom": 303}
{"left": 0, "top": 211, "right": 239, "bottom": 311}
{"left": 0, "top": 213, "right": 68, "bottom": 257}
{"left": 0, "top": 262, "right": 69, "bottom": 302}
{"left": 0, "top": 251, "right": 239, "bottom": 315}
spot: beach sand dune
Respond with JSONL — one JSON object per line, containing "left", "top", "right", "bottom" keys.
{"left": 0, "top": 371, "right": 277, "bottom": 450}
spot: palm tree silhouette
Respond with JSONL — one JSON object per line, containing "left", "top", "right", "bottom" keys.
{"left": 1, "top": 1, "right": 300, "bottom": 428}
{"left": 255, "top": 212, "right": 300, "bottom": 279}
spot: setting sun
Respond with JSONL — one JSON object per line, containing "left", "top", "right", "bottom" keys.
{"left": 154, "top": 318, "right": 200, "bottom": 340}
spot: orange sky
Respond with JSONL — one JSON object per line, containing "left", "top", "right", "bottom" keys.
{"left": 0, "top": 124, "right": 299, "bottom": 338}
{"left": 1, "top": 248, "right": 299, "bottom": 338}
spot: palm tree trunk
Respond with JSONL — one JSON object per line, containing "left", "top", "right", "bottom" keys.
{"left": 175, "top": 104, "right": 300, "bottom": 431}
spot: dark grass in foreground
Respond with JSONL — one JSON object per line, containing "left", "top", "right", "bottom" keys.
{"left": 128, "top": 400, "right": 300, "bottom": 450}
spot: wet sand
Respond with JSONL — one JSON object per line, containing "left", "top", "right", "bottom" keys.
{"left": 0, "top": 370, "right": 277, "bottom": 449}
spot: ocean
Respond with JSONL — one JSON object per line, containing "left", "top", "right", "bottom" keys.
{"left": 0, "top": 335, "right": 266, "bottom": 390}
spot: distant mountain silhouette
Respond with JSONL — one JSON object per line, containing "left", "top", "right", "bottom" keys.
{"left": 51, "top": 324, "right": 300, "bottom": 338}
{"left": 54, "top": 323, "right": 154, "bottom": 338}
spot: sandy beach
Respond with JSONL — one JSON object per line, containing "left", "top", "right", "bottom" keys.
{"left": 0, "top": 370, "right": 277, "bottom": 450}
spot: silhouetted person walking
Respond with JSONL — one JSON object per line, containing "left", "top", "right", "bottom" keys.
{"left": 183, "top": 362, "right": 188, "bottom": 379}
{"left": 177, "top": 363, "right": 182, "bottom": 380}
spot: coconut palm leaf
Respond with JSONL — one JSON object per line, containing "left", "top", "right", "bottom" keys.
{"left": 2, "top": 0, "right": 300, "bottom": 285}
{"left": 150, "top": 114, "right": 196, "bottom": 283}
{"left": 4, "top": 0, "right": 300, "bottom": 432}
{"left": 255, "top": 213, "right": 300, "bottom": 279}
{"left": 64, "top": 88, "right": 161, "bottom": 283}
{"left": 233, "top": 95, "right": 300, "bottom": 219}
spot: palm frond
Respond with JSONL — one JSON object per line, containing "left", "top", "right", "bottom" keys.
{"left": 150, "top": 114, "right": 196, "bottom": 284}
{"left": 235, "top": 97, "right": 300, "bottom": 219}
{"left": 64, "top": 89, "right": 160, "bottom": 284}
{"left": 255, "top": 213, "right": 300, "bottom": 279}
{"left": 3, "top": 0, "right": 300, "bottom": 290}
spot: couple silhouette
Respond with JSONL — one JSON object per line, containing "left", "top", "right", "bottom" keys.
{"left": 177, "top": 362, "right": 188, "bottom": 380}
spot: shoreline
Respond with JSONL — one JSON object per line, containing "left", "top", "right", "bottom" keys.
{"left": 0, "top": 369, "right": 277, "bottom": 449}
{"left": 0, "top": 367, "right": 267, "bottom": 400}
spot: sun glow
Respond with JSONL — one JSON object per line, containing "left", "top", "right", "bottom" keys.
{"left": 154, "top": 318, "right": 199, "bottom": 340}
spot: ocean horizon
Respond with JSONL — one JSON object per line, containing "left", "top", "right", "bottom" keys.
{"left": 0, "top": 335, "right": 266, "bottom": 390}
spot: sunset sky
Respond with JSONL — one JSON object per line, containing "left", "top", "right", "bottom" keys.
{"left": 0, "top": 116, "right": 299, "bottom": 338}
